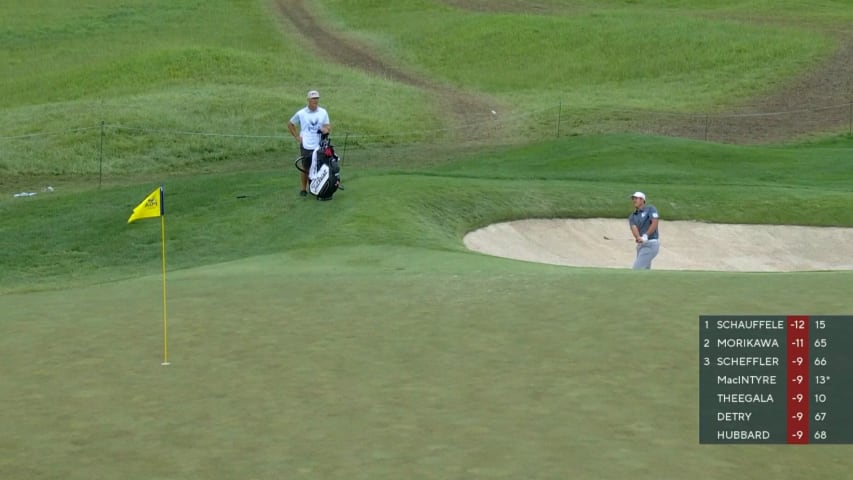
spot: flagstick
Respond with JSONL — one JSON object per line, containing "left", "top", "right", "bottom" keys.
{"left": 160, "top": 215, "right": 170, "bottom": 366}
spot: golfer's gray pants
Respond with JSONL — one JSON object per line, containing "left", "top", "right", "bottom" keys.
{"left": 633, "top": 240, "right": 660, "bottom": 270}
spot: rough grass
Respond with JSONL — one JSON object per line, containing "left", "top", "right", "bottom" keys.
{"left": 2, "top": 134, "right": 852, "bottom": 294}
{"left": 2, "top": 0, "right": 847, "bottom": 174}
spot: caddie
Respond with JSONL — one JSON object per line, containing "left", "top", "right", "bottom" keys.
{"left": 287, "top": 89, "right": 331, "bottom": 198}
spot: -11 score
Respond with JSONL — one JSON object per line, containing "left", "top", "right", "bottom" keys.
{"left": 791, "top": 338, "right": 829, "bottom": 347}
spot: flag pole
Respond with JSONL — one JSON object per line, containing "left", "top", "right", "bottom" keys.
{"left": 160, "top": 214, "right": 170, "bottom": 366}
{"left": 127, "top": 185, "right": 169, "bottom": 365}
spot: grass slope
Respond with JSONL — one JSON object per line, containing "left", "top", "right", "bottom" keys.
{"left": 2, "top": 0, "right": 849, "bottom": 173}
{"left": 3, "top": 134, "right": 853, "bottom": 294}
{"left": 3, "top": 1, "right": 853, "bottom": 478}
{"left": 322, "top": 0, "right": 838, "bottom": 106}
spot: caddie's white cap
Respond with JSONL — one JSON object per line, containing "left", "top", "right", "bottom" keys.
{"left": 307, "top": 90, "right": 320, "bottom": 99}
{"left": 631, "top": 191, "right": 646, "bottom": 200}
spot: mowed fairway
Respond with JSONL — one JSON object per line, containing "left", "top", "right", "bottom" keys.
{"left": 3, "top": 248, "right": 853, "bottom": 479}
{"left": 2, "top": 0, "right": 853, "bottom": 479}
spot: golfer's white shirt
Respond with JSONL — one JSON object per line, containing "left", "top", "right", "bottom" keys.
{"left": 290, "top": 106, "right": 330, "bottom": 150}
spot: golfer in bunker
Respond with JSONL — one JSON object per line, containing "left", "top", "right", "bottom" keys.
{"left": 628, "top": 191, "right": 660, "bottom": 269}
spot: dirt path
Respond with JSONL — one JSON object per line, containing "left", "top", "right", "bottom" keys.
{"left": 270, "top": 0, "right": 503, "bottom": 135}
{"left": 272, "top": 0, "right": 852, "bottom": 143}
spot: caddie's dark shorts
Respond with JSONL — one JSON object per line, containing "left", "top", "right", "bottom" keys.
{"left": 300, "top": 146, "right": 313, "bottom": 171}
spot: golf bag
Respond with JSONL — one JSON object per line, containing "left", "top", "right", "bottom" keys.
{"left": 295, "top": 133, "right": 342, "bottom": 200}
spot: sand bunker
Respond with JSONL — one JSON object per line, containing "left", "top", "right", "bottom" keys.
{"left": 464, "top": 219, "right": 853, "bottom": 272}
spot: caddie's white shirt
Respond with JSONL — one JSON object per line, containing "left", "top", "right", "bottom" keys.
{"left": 290, "top": 106, "right": 329, "bottom": 150}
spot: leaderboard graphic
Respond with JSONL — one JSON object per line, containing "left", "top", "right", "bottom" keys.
{"left": 699, "top": 315, "right": 853, "bottom": 444}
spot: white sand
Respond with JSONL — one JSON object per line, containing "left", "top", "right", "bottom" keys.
{"left": 463, "top": 219, "right": 853, "bottom": 272}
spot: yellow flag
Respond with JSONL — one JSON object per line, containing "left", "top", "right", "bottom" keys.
{"left": 128, "top": 187, "right": 164, "bottom": 224}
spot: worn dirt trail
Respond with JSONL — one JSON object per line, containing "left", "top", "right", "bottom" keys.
{"left": 272, "top": 0, "right": 852, "bottom": 143}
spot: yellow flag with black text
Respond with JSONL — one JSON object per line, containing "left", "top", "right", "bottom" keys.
{"left": 126, "top": 185, "right": 171, "bottom": 365}
{"left": 128, "top": 186, "right": 164, "bottom": 224}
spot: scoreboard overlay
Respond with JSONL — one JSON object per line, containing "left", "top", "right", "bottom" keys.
{"left": 699, "top": 315, "right": 853, "bottom": 444}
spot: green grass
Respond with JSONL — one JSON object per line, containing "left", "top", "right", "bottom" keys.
{"left": 322, "top": 0, "right": 836, "bottom": 107}
{"left": 3, "top": 133, "right": 852, "bottom": 293}
{"left": 1, "top": 1, "right": 287, "bottom": 104}
{"left": 3, "top": 1, "right": 853, "bottom": 479}
{"left": 2, "top": 0, "right": 849, "bottom": 174}
{"left": 0, "top": 0, "right": 439, "bottom": 174}
{"left": 3, "top": 249, "right": 853, "bottom": 479}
